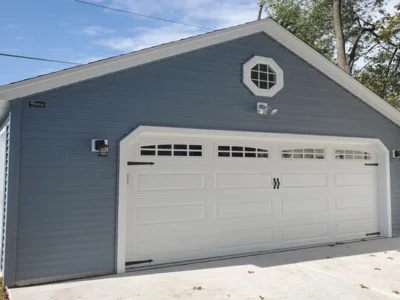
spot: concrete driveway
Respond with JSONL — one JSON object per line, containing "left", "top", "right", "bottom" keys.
{"left": 10, "top": 238, "right": 400, "bottom": 300}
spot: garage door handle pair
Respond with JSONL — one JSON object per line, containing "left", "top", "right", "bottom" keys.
{"left": 273, "top": 178, "right": 281, "bottom": 189}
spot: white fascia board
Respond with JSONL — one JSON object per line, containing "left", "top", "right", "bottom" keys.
{"left": 1, "top": 19, "right": 399, "bottom": 126}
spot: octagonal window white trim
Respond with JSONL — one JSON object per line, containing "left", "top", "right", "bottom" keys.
{"left": 243, "top": 56, "right": 284, "bottom": 97}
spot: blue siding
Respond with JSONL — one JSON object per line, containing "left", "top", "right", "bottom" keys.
{"left": 11, "top": 32, "right": 400, "bottom": 284}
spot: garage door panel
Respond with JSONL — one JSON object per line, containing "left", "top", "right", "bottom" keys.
{"left": 133, "top": 221, "right": 212, "bottom": 242}
{"left": 334, "top": 172, "right": 373, "bottom": 186}
{"left": 135, "top": 203, "right": 205, "bottom": 225}
{"left": 334, "top": 207, "right": 377, "bottom": 218}
{"left": 136, "top": 172, "right": 205, "bottom": 191}
{"left": 336, "top": 218, "right": 376, "bottom": 235}
{"left": 217, "top": 227, "right": 273, "bottom": 249}
{"left": 132, "top": 189, "right": 209, "bottom": 204}
{"left": 215, "top": 200, "right": 272, "bottom": 220}
{"left": 215, "top": 172, "right": 272, "bottom": 189}
{"left": 334, "top": 194, "right": 374, "bottom": 210}
{"left": 280, "top": 173, "right": 328, "bottom": 188}
{"left": 135, "top": 236, "right": 212, "bottom": 261}
{"left": 281, "top": 223, "right": 330, "bottom": 243}
{"left": 216, "top": 215, "right": 278, "bottom": 231}
{"left": 281, "top": 196, "right": 329, "bottom": 215}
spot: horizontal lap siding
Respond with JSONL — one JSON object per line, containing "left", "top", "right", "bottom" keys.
{"left": 15, "top": 32, "right": 400, "bottom": 283}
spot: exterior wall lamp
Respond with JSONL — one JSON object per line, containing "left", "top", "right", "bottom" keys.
{"left": 92, "top": 139, "right": 109, "bottom": 157}
{"left": 257, "top": 102, "right": 278, "bottom": 115}
{"left": 393, "top": 149, "right": 400, "bottom": 160}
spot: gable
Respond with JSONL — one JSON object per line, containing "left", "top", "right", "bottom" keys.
{"left": 0, "top": 18, "right": 399, "bottom": 126}
{"left": 22, "top": 32, "right": 399, "bottom": 136}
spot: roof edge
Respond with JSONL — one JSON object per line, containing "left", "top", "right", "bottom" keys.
{"left": 0, "top": 19, "right": 272, "bottom": 100}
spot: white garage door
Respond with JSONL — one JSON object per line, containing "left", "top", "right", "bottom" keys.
{"left": 124, "top": 130, "right": 379, "bottom": 267}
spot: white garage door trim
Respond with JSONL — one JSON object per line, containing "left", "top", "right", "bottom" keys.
{"left": 116, "top": 126, "right": 392, "bottom": 273}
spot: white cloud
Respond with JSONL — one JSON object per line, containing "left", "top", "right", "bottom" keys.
{"left": 4, "top": 24, "right": 21, "bottom": 29}
{"left": 96, "top": 0, "right": 259, "bottom": 53}
{"left": 78, "top": 26, "right": 115, "bottom": 36}
{"left": 184, "top": 1, "right": 259, "bottom": 29}
{"left": 109, "top": 0, "right": 165, "bottom": 16}
{"left": 96, "top": 24, "right": 201, "bottom": 52}
{"left": 106, "top": 0, "right": 258, "bottom": 28}
{"left": 15, "top": 36, "right": 35, "bottom": 41}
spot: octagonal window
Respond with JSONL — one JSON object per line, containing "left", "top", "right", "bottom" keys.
{"left": 243, "top": 56, "right": 284, "bottom": 97}
{"left": 251, "top": 64, "right": 277, "bottom": 90}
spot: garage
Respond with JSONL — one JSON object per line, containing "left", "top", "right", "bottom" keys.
{"left": 1, "top": 19, "right": 399, "bottom": 287}
{"left": 119, "top": 127, "right": 390, "bottom": 270}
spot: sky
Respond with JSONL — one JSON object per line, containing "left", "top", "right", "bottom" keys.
{"left": 0, "top": 0, "right": 398, "bottom": 86}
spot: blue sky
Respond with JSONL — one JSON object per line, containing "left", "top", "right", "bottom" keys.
{"left": 0, "top": 0, "right": 398, "bottom": 86}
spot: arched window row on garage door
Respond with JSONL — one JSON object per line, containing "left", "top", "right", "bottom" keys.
{"left": 139, "top": 144, "right": 373, "bottom": 161}
{"left": 217, "top": 145, "right": 269, "bottom": 158}
{"left": 281, "top": 148, "right": 326, "bottom": 159}
{"left": 334, "top": 149, "right": 372, "bottom": 160}
{"left": 140, "top": 144, "right": 203, "bottom": 157}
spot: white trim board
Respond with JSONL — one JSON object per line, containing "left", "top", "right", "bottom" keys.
{"left": 243, "top": 56, "right": 284, "bottom": 97}
{"left": 0, "top": 19, "right": 400, "bottom": 126}
{"left": 116, "top": 126, "right": 392, "bottom": 274}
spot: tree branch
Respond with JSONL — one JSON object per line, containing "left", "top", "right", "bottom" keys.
{"left": 391, "top": 51, "right": 400, "bottom": 81}
{"left": 359, "top": 42, "right": 380, "bottom": 58}
{"left": 381, "top": 47, "right": 398, "bottom": 98}
{"left": 348, "top": 28, "right": 365, "bottom": 73}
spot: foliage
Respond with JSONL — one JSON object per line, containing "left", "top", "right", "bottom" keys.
{"left": 262, "top": 0, "right": 400, "bottom": 108}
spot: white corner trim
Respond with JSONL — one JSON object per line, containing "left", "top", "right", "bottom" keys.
{"left": 243, "top": 56, "right": 284, "bottom": 97}
{"left": 1, "top": 19, "right": 399, "bottom": 126}
{"left": 376, "top": 140, "right": 392, "bottom": 237}
{"left": 116, "top": 126, "right": 392, "bottom": 274}
{"left": 116, "top": 137, "right": 128, "bottom": 273}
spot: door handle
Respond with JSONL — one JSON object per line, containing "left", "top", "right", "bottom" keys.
{"left": 273, "top": 178, "right": 277, "bottom": 189}
{"left": 277, "top": 178, "right": 280, "bottom": 189}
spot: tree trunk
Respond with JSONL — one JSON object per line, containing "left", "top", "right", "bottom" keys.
{"left": 332, "top": 0, "right": 350, "bottom": 73}
{"left": 257, "top": 1, "right": 265, "bottom": 20}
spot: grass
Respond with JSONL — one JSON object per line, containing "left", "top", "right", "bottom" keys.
{"left": 0, "top": 279, "right": 9, "bottom": 300}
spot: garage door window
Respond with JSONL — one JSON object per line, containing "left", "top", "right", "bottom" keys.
{"left": 334, "top": 149, "right": 371, "bottom": 160}
{"left": 281, "top": 148, "right": 325, "bottom": 159}
{"left": 140, "top": 144, "right": 203, "bottom": 157}
{"left": 217, "top": 146, "right": 269, "bottom": 158}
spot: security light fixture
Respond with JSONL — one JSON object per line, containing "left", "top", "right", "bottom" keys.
{"left": 257, "top": 102, "right": 278, "bottom": 115}
{"left": 92, "top": 139, "right": 109, "bottom": 157}
{"left": 393, "top": 149, "right": 400, "bottom": 159}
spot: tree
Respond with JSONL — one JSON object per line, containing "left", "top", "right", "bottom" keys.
{"left": 260, "top": 0, "right": 400, "bottom": 107}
